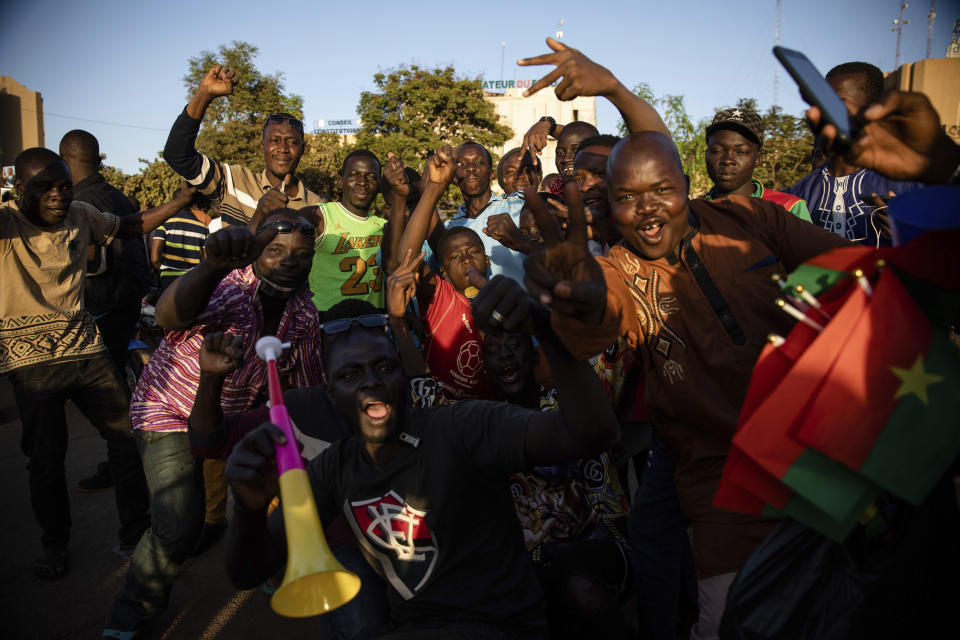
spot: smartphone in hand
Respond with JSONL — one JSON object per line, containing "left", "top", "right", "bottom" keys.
{"left": 774, "top": 46, "right": 858, "bottom": 150}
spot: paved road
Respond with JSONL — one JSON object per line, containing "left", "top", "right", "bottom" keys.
{"left": 0, "top": 378, "right": 324, "bottom": 639}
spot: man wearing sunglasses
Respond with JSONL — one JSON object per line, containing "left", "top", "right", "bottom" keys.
{"left": 103, "top": 209, "right": 323, "bottom": 637}
{"left": 198, "top": 244, "right": 620, "bottom": 638}
{"left": 163, "top": 65, "right": 324, "bottom": 228}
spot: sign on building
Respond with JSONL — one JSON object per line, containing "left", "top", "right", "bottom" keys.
{"left": 314, "top": 118, "right": 362, "bottom": 135}
{"left": 482, "top": 78, "right": 559, "bottom": 92}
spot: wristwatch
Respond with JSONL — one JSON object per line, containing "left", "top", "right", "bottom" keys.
{"left": 539, "top": 116, "right": 557, "bottom": 137}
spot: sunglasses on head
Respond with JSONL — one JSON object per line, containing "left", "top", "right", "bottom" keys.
{"left": 258, "top": 219, "right": 316, "bottom": 237}
{"left": 319, "top": 314, "right": 389, "bottom": 336}
{"left": 264, "top": 113, "right": 304, "bottom": 135}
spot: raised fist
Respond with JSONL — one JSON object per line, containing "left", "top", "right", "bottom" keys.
{"left": 199, "top": 331, "right": 245, "bottom": 377}
{"left": 199, "top": 65, "right": 238, "bottom": 99}
{"left": 204, "top": 225, "right": 277, "bottom": 271}
{"left": 423, "top": 145, "right": 457, "bottom": 187}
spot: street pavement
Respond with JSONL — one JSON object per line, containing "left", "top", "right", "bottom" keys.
{"left": 0, "top": 378, "right": 324, "bottom": 639}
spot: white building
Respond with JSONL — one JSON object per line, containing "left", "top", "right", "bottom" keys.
{"left": 485, "top": 87, "right": 597, "bottom": 183}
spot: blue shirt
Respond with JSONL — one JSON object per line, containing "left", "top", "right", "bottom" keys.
{"left": 786, "top": 165, "right": 921, "bottom": 248}
{"left": 445, "top": 192, "right": 527, "bottom": 283}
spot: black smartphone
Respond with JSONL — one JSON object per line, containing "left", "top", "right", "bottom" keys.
{"left": 773, "top": 46, "right": 857, "bottom": 150}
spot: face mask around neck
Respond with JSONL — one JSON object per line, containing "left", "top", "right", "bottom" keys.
{"left": 253, "top": 262, "right": 302, "bottom": 299}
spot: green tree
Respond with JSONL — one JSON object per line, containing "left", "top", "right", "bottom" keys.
{"left": 105, "top": 154, "right": 182, "bottom": 209}
{"left": 732, "top": 98, "right": 814, "bottom": 190}
{"left": 297, "top": 132, "right": 352, "bottom": 198}
{"left": 184, "top": 41, "right": 304, "bottom": 172}
{"left": 100, "top": 161, "right": 132, "bottom": 196}
{"left": 355, "top": 65, "right": 513, "bottom": 212}
{"left": 619, "top": 83, "right": 711, "bottom": 195}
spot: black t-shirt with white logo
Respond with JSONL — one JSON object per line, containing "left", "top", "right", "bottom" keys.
{"left": 306, "top": 399, "right": 547, "bottom": 635}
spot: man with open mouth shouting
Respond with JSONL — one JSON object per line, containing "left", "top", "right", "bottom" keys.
{"left": 215, "top": 236, "right": 619, "bottom": 638}
{"left": 523, "top": 131, "right": 850, "bottom": 638}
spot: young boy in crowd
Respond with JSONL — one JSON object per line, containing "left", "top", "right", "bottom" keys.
{"left": 2, "top": 148, "right": 194, "bottom": 579}
{"left": 701, "top": 107, "right": 813, "bottom": 222}
{"left": 497, "top": 147, "right": 542, "bottom": 195}
{"left": 393, "top": 146, "right": 497, "bottom": 400}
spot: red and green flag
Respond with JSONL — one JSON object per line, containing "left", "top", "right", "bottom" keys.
{"left": 716, "top": 231, "right": 960, "bottom": 540}
{"left": 789, "top": 269, "right": 960, "bottom": 504}
{"left": 717, "top": 284, "right": 878, "bottom": 540}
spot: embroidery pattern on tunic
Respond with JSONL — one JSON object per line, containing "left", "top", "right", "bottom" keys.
{"left": 617, "top": 251, "right": 686, "bottom": 383}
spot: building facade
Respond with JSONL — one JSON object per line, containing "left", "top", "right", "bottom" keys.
{"left": 486, "top": 87, "right": 596, "bottom": 189}
{"left": 884, "top": 57, "right": 960, "bottom": 144}
{"left": 1, "top": 76, "right": 45, "bottom": 170}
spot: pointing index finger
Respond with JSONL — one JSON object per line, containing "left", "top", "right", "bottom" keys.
{"left": 524, "top": 67, "right": 564, "bottom": 98}
{"left": 517, "top": 51, "right": 563, "bottom": 67}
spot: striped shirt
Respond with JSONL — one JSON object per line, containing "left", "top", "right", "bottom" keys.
{"left": 164, "top": 109, "right": 323, "bottom": 227}
{"left": 130, "top": 265, "right": 322, "bottom": 433}
{"left": 155, "top": 212, "right": 208, "bottom": 277}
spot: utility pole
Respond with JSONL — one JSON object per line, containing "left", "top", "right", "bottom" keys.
{"left": 774, "top": 0, "right": 782, "bottom": 106}
{"left": 500, "top": 41, "right": 506, "bottom": 83}
{"left": 893, "top": 3, "right": 910, "bottom": 69}
{"left": 927, "top": 0, "right": 936, "bottom": 59}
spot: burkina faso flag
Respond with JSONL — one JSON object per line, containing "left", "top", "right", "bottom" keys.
{"left": 789, "top": 268, "right": 960, "bottom": 504}
{"left": 717, "top": 279, "right": 878, "bottom": 541}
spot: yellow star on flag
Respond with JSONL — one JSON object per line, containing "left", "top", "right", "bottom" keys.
{"left": 890, "top": 354, "right": 943, "bottom": 405}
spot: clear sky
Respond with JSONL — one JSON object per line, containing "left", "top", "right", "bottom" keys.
{"left": 2, "top": 0, "right": 957, "bottom": 173}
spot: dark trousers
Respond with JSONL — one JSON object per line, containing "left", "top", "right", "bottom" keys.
{"left": 629, "top": 434, "right": 699, "bottom": 640}
{"left": 10, "top": 355, "right": 150, "bottom": 549}
{"left": 95, "top": 303, "right": 141, "bottom": 373}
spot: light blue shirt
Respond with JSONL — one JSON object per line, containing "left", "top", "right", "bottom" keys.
{"left": 444, "top": 192, "right": 527, "bottom": 284}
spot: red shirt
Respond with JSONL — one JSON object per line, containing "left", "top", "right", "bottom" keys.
{"left": 421, "top": 275, "right": 494, "bottom": 400}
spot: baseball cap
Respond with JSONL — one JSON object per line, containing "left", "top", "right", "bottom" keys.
{"left": 706, "top": 108, "right": 764, "bottom": 147}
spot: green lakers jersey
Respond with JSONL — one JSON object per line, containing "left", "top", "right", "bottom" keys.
{"left": 309, "top": 202, "right": 387, "bottom": 311}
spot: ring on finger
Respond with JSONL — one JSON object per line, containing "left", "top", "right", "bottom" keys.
{"left": 490, "top": 310, "right": 505, "bottom": 324}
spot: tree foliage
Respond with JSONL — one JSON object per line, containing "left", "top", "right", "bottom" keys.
{"left": 297, "top": 132, "right": 351, "bottom": 198}
{"left": 356, "top": 65, "right": 512, "bottom": 165}
{"left": 102, "top": 154, "right": 182, "bottom": 208}
{"left": 355, "top": 65, "right": 513, "bottom": 211}
{"left": 621, "top": 86, "right": 814, "bottom": 196}
{"left": 619, "top": 83, "right": 711, "bottom": 195}
{"left": 734, "top": 98, "right": 815, "bottom": 190}
{"left": 184, "top": 41, "right": 304, "bottom": 173}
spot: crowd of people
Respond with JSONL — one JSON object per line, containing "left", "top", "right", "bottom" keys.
{"left": 2, "top": 37, "right": 959, "bottom": 640}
